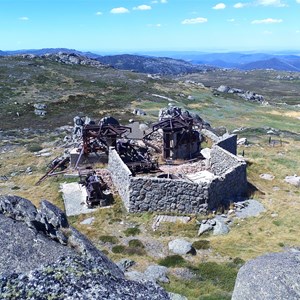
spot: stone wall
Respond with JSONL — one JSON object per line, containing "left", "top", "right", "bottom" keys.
{"left": 209, "top": 145, "right": 247, "bottom": 208}
{"left": 108, "top": 148, "right": 132, "bottom": 210}
{"left": 215, "top": 134, "right": 237, "bottom": 155}
{"left": 128, "top": 177, "right": 208, "bottom": 214}
{"left": 108, "top": 144, "right": 247, "bottom": 213}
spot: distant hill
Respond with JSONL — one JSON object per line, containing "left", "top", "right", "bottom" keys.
{"left": 240, "top": 57, "right": 300, "bottom": 72}
{"left": 1, "top": 48, "right": 102, "bottom": 59}
{"left": 139, "top": 51, "right": 300, "bottom": 72}
{"left": 95, "top": 54, "right": 212, "bottom": 75}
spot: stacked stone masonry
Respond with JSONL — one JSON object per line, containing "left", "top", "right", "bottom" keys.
{"left": 108, "top": 134, "right": 247, "bottom": 213}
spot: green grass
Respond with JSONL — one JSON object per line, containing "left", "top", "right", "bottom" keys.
{"left": 158, "top": 255, "right": 186, "bottom": 268}
{"left": 192, "top": 240, "right": 210, "bottom": 250}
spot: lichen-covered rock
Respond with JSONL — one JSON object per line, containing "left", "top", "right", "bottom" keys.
{"left": 168, "top": 239, "right": 195, "bottom": 255}
{"left": 232, "top": 251, "right": 300, "bottom": 300}
{"left": 0, "top": 195, "right": 171, "bottom": 299}
{"left": 0, "top": 256, "right": 170, "bottom": 300}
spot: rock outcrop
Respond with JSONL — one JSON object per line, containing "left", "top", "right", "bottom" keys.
{"left": 216, "top": 85, "right": 264, "bottom": 102}
{"left": 232, "top": 250, "right": 300, "bottom": 300}
{"left": 0, "top": 195, "right": 170, "bottom": 299}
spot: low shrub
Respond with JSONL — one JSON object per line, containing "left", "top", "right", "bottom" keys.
{"left": 111, "top": 245, "right": 126, "bottom": 254}
{"left": 123, "top": 227, "right": 141, "bottom": 237}
{"left": 192, "top": 240, "right": 210, "bottom": 250}
{"left": 158, "top": 255, "right": 186, "bottom": 268}
{"left": 27, "top": 143, "right": 43, "bottom": 152}
{"left": 128, "top": 239, "right": 145, "bottom": 248}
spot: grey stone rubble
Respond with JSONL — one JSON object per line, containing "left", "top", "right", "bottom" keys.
{"left": 152, "top": 215, "right": 191, "bottom": 231}
{"left": 0, "top": 195, "right": 171, "bottom": 299}
{"left": 80, "top": 216, "right": 95, "bottom": 225}
{"left": 108, "top": 134, "right": 247, "bottom": 214}
{"left": 260, "top": 173, "right": 275, "bottom": 180}
{"left": 198, "top": 199, "right": 265, "bottom": 235}
{"left": 284, "top": 175, "right": 300, "bottom": 187}
{"left": 234, "top": 199, "right": 266, "bottom": 218}
{"left": 232, "top": 250, "right": 300, "bottom": 300}
{"left": 168, "top": 239, "right": 195, "bottom": 255}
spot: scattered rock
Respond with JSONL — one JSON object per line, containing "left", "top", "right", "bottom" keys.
{"left": 212, "top": 218, "right": 230, "bottom": 235}
{"left": 144, "top": 265, "right": 169, "bottom": 283}
{"left": 80, "top": 217, "right": 95, "bottom": 225}
{"left": 232, "top": 251, "right": 300, "bottom": 300}
{"left": 198, "top": 220, "right": 214, "bottom": 236}
{"left": 284, "top": 175, "right": 300, "bottom": 187}
{"left": 168, "top": 239, "right": 195, "bottom": 255}
{"left": 234, "top": 200, "right": 265, "bottom": 218}
{"left": 132, "top": 108, "right": 147, "bottom": 116}
{"left": 260, "top": 173, "right": 275, "bottom": 181}
{"left": 117, "top": 258, "right": 136, "bottom": 272}
{"left": 237, "top": 138, "right": 248, "bottom": 145}
{"left": 169, "top": 292, "right": 188, "bottom": 300}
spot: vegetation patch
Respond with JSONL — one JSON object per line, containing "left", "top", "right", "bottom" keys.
{"left": 192, "top": 262, "right": 238, "bottom": 292}
{"left": 99, "top": 235, "right": 119, "bottom": 244}
{"left": 26, "top": 143, "right": 43, "bottom": 152}
{"left": 123, "top": 227, "right": 141, "bottom": 237}
{"left": 192, "top": 240, "right": 210, "bottom": 250}
{"left": 111, "top": 245, "right": 126, "bottom": 254}
{"left": 158, "top": 255, "right": 186, "bottom": 268}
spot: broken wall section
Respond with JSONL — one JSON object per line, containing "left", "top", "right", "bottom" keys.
{"left": 108, "top": 148, "right": 132, "bottom": 210}
{"left": 209, "top": 145, "right": 247, "bottom": 208}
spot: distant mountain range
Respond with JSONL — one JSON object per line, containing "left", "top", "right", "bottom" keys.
{"left": 95, "top": 54, "right": 211, "bottom": 75}
{"left": 140, "top": 51, "right": 300, "bottom": 72}
{"left": 1, "top": 48, "right": 300, "bottom": 72}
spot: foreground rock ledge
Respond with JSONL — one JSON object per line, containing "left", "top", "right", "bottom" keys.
{"left": 232, "top": 250, "right": 300, "bottom": 300}
{"left": 0, "top": 195, "right": 170, "bottom": 299}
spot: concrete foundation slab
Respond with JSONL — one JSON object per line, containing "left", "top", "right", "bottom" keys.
{"left": 60, "top": 182, "right": 96, "bottom": 216}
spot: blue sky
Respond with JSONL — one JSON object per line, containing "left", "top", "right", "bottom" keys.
{"left": 0, "top": 0, "right": 300, "bottom": 53}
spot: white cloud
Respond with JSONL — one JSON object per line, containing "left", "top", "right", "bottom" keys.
{"left": 95, "top": 11, "right": 103, "bottom": 16}
{"left": 296, "top": 0, "right": 300, "bottom": 3}
{"left": 110, "top": 7, "right": 129, "bottom": 14}
{"left": 233, "top": 2, "right": 248, "bottom": 8}
{"left": 212, "top": 3, "right": 226, "bottom": 9}
{"left": 161, "top": 0, "right": 168, "bottom": 3}
{"left": 19, "top": 16, "right": 29, "bottom": 21}
{"left": 148, "top": 23, "right": 162, "bottom": 27}
{"left": 296, "top": 30, "right": 300, "bottom": 34}
{"left": 182, "top": 17, "right": 208, "bottom": 25}
{"left": 251, "top": 18, "right": 283, "bottom": 24}
{"left": 227, "top": 18, "right": 235, "bottom": 22}
{"left": 256, "top": 0, "right": 287, "bottom": 7}
{"left": 133, "top": 5, "right": 152, "bottom": 10}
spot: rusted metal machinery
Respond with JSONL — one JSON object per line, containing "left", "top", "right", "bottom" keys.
{"left": 116, "top": 139, "right": 158, "bottom": 175}
{"left": 75, "top": 117, "right": 132, "bottom": 168}
{"left": 143, "top": 114, "right": 201, "bottom": 160}
{"left": 79, "top": 169, "right": 112, "bottom": 208}
{"left": 35, "top": 155, "right": 70, "bottom": 185}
